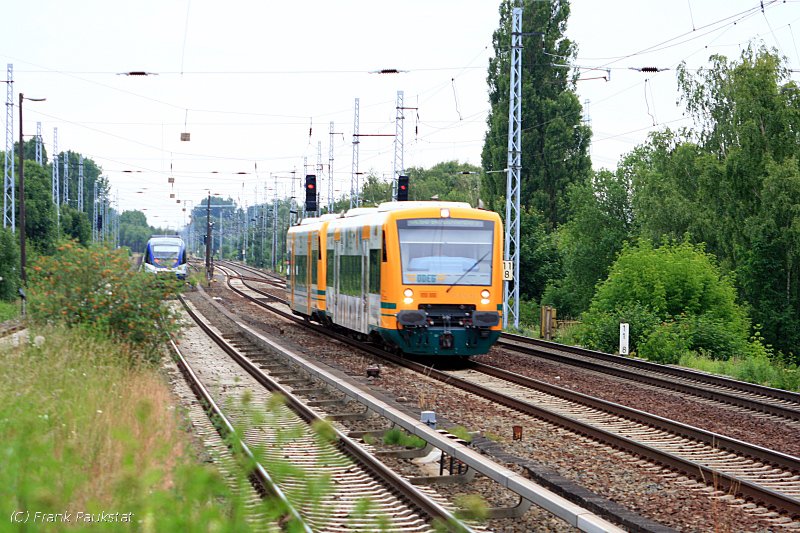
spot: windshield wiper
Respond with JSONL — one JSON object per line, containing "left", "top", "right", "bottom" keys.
{"left": 445, "top": 249, "right": 491, "bottom": 293}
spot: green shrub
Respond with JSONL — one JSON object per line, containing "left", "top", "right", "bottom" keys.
{"left": 577, "top": 240, "right": 753, "bottom": 360}
{"left": 575, "top": 302, "right": 661, "bottom": 354}
{"left": 26, "top": 241, "right": 183, "bottom": 364}
{"left": 639, "top": 321, "right": 691, "bottom": 364}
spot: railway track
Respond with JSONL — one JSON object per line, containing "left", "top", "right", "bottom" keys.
{"left": 497, "top": 334, "right": 800, "bottom": 425}
{"left": 174, "top": 293, "right": 477, "bottom": 533}
{"left": 216, "top": 261, "right": 800, "bottom": 526}
{"left": 212, "top": 263, "right": 628, "bottom": 532}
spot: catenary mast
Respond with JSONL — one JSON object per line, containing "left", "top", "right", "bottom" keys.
{"left": 350, "top": 98, "right": 360, "bottom": 209}
{"left": 504, "top": 6, "right": 523, "bottom": 330}
{"left": 3, "top": 64, "right": 13, "bottom": 231}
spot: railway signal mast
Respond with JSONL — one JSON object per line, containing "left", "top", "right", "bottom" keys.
{"left": 392, "top": 90, "right": 418, "bottom": 202}
{"left": 328, "top": 121, "right": 336, "bottom": 213}
{"left": 393, "top": 91, "right": 404, "bottom": 201}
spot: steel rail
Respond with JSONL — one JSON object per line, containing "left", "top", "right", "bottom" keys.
{"left": 215, "top": 266, "right": 629, "bottom": 532}
{"left": 220, "top": 266, "right": 800, "bottom": 519}
{"left": 178, "top": 292, "right": 474, "bottom": 533}
{"left": 166, "top": 331, "right": 311, "bottom": 532}
{"left": 500, "top": 333, "right": 800, "bottom": 407}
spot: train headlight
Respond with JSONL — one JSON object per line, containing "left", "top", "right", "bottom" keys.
{"left": 440, "top": 208, "right": 450, "bottom": 218}
{"left": 403, "top": 288, "right": 413, "bottom": 304}
{"left": 481, "top": 289, "right": 490, "bottom": 305}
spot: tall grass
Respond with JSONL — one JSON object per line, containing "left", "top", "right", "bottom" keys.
{"left": 0, "top": 299, "right": 18, "bottom": 321}
{"left": 678, "top": 351, "right": 800, "bottom": 391}
{"left": 0, "top": 326, "right": 260, "bottom": 531}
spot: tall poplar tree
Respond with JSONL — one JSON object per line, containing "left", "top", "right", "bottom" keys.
{"left": 481, "top": 0, "right": 591, "bottom": 229}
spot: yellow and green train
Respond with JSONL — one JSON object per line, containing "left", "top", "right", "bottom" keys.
{"left": 287, "top": 201, "right": 504, "bottom": 357}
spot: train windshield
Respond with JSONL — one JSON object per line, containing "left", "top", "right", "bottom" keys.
{"left": 397, "top": 218, "right": 493, "bottom": 285}
{"left": 151, "top": 244, "right": 181, "bottom": 265}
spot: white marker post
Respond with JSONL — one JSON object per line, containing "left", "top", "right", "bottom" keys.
{"left": 619, "top": 323, "right": 630, "bottom": 356}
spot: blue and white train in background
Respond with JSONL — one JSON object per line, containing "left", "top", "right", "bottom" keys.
{"left": 143, "top": 235, "right": 188, "bottom": 279}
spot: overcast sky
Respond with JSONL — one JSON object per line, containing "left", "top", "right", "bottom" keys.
{"left": 2, "top": 1, "right": 798, "bottom": 229}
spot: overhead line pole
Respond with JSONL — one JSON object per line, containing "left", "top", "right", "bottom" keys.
{"left": 35, "top": 122, "right": 42, "bottom": 165}
{"left": 504, "top": 6, "right": 523, "bottom": 330}
{"left": 350, "top": 98, "right": 360, "bottom": 209}
{"left": 3, "top": 64, "right": 13, "bottom": 231}
{"left": 52, "top": 127, "right": 59, "bottom": 225}
{"left": 62, "top": 151, "right": 69, "bottom": 206}
{"left": 328, "top": 121, "right": 342, "bottom": 213}
{"left": 316, "top": 140, "right": 323, "bottom": 215}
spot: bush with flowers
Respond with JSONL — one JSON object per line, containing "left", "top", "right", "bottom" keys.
{"left": 26, "top": 241, "right": 184, "bottom": 364}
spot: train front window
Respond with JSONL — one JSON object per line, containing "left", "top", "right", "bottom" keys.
{"left": 397, "top": 218, "right": 493, "bottom": 285}
{"left": 152, "top": 245, "right": 180, "bottom": 265}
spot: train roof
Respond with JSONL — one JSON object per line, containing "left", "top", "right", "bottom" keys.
{"left": 376, "top": 201, "right": 471, "bottom": 211}
{"left": 297, "top": 213, "right": 341, "bottom": 225}
{"left": 147, "top": 235, "right": 185, "bottom": 245}
{"left": 288, "top": 201, "right": 498, "bottom": 235}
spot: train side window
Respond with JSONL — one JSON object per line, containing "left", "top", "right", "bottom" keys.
{"left": 382, "top": 231, "right": 387, "bottom": 262}
{"left": 369, "top": 248, "right": 381, "bottom": 293}
{"left": 326, "top": 246, "right": 334, "bottom": 287}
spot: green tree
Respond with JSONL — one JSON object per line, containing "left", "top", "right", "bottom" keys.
{"left": 0, "top": 227, "right": 19, "bottom": 301}
{"left": 738, "top": 157, "right": 800, "bottom": 352}
{"left": 518, "top": 206, "right": 560, "bottom": 302}
{"left": 404, "top": 162, "right": 482, "bottom": 205}
{"left": 119, "top": 210, "right": 153, "bottom": 252}
{"left": 19, "top": 159, "right": 58, "bottom": 255}
{"left": 481, "top": 0, "right": 591, "bottom": 227}
{"left": 60, "top": 204, "right": 91, "bottom": 245}
{"left": 625, "top": 44, "right": 800, "bottom": 358}
{"left": 544, "top": 169, "right": 632, "bottom": 317}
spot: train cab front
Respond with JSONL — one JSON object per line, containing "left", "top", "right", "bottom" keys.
{"left": 381, "top": 211, "right": 503, "bottom": 356}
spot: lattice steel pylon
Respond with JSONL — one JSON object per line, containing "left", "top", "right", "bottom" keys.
{"left": 328, "top": 121, "right": 335, "bottom": 213}
{"left": 52, "top": 127, "right": 59, "bottom": 224}
{"left": 35, "top": 122, "right": 42, "bottom": 165}
{"left": 271, "top": 176, "right": 278, "bottom": 270}
{"left": 3, "top": 64, "right": 13, "bottom": 231}
{"left": 317, "top": 140, "right": 323, "bottom": 213}
{"left": 503, "top": 6, "right": 523, "bottom": 330}
{"left": 92, "top": 180, "right": 97, "bottom": 242}
{"left": 350, "top": 97, "right": 360, "bottom": 209}
{"left": 62, "top": 151, "right": 69, "bottom": 206}
{"left": 392, "top": 90, "right": 404, "bottom": 201}
{"left": 77, "top": 155, "right": 84, "bottom": 211}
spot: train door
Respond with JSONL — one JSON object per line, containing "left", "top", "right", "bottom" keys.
{"left": 361, "top": 237, "right": 369, "bottom": 334}
{"left": 305, "top": 232, "right": 313, "bottom": 316}
{"left": 288, "top": 234, "right": 295, "bottom": 307}
{"left": 331, "top": 231, "right": 340, "bottom": 324}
